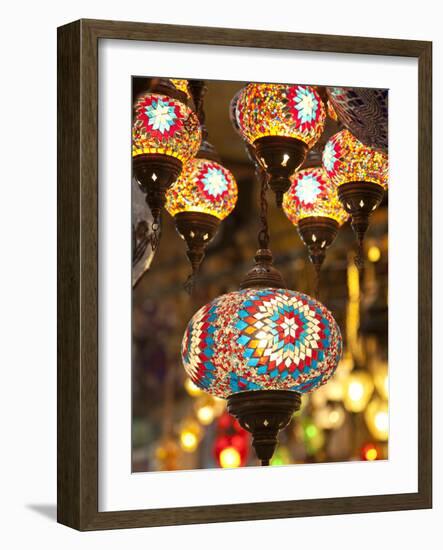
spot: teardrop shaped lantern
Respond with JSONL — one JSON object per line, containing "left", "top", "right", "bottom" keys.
{"left": 132, "top": 92, "right": 202, "bottom": 244}
{"left": 165, "top": 155, "right": 238, "bottom": 276}
{"left": 181, "top": 249, "right": 342, "bottom": 465}
{"left": 322, "top": 129, "right": 388, "bottom": 267}
{"left": 282, "top": 167, "right": 349, "bottom": 290}
{"left": 235, "top": 83, "right": 326, "bottom": 206}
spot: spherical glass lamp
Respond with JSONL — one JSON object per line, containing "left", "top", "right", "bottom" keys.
{"left": 132, "top": 92, "right": 201, "bottom": 226}
{"left": 282, "top": 167, "right": 349, "bottom": 281}
{"left": 165, "top": 157, "right": 238, "bottom": 275}
{"left": 322, "top": 129, "right": 388, "bottom": 267}
{"left": 181, "top": 250, "right": 342, "bottom": 464}
{"left": 235, "top": 83, "right": 326, "bottom": 206}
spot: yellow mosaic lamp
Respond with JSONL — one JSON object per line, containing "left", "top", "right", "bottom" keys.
{"left": 132, "top": 92, "right": 201, "bottom": 236}
{"left": 165, "top": 155, "right": 238, "bottom": 276}
{"left": 235, "top": 83, "right": 326, "bottom": 206}
{"left": 322, "top": 129, "right": 388, "bottom": 267}
{"left": 283, "top": 167, "right": 349, "bottom": 287}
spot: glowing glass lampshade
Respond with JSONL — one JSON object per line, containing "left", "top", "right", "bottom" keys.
{"left": 229, "top": 88, "right": 258, "bottom": 165}
{"left": 166, "top": 158, "right": 237, "bottom": 220}
{"left": 343, "top": 369, "right": 374, "bottom": 413}
{"left": 364, "top": 398, "right": 389, "bottom": 441}
{"left": 283, "top": 167, "right": 348, "bottom": 284}
{"left": 283, "top": 167, "right": 349, "bottom": 225}
{"left": 235, "top": 83, "right": 326, "bottom": 206}
{"left": 322, "top": 129, "right": 388, "bottom": 189}
{"left": 182, "top": 248, "right": 342, "bottom": 465}
{"left": 132, "top": 92, "right": 201, "bottom": 223}
{"left": 165, "top": 157, "right": 238, "bottom": 276}
{"left": 182, "top": 287, "right": 342, "bottom": 398}
{"left": 322, "top": 129, "right": 388, "bottom": 267}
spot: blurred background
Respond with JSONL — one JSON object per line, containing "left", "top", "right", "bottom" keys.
{"left": 132, "top": 79, "right": 388, "bottom": 472}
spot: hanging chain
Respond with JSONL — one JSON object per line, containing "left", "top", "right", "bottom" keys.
{"left": 150, "top": 217, "right": 161, "bottom": 252}
{"left": 354, "top": 237, "right": 364, "bottom": 271}
{"left": 257, "top": 165, "right": 270, "bottom": 249}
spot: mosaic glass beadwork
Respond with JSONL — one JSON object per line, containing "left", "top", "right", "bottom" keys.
{"left": 182, "top": 288, "right": 342, "bottom": 398}
{"left": 235, "top": 83, "right": 326, "bottom": 148}
{"left": 169, "top": 78, "right": 191, "bottom": 98}
{"left": 327, "top": 87, "right": 388, "bottom": 152}
{"left": 132, "top": 92, "right": 201, "bottom": 162}
{"left": 282, "top": 167, "right": 349, "bottom": 226}
{"left": 327, "top": 99, "right": 338, "bottom": 121}
{"left": 165, "top": 158, "right": 238, "bottom": 220}
{"left": 322, "top": 130, "right": 388, "bottom": 189}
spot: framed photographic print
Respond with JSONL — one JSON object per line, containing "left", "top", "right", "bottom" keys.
{"left": 57, "top": 19, "right": 432, "bottom": 530}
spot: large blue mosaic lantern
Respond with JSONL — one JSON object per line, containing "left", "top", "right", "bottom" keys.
{"left": 181, "top": 248, "right": 342, "bottom": 464}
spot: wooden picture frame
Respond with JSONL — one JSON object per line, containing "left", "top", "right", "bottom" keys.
{"left": 57, "top": 19, "right": 432, "bottom": 530}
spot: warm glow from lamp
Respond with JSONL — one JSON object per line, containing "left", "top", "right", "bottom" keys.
{"left": 219, "top": 447, "right": 242, "bottom": 468}
{"left": 366, "top": 447, "right": 378, "bottom": 461}
{"left": 365, "top": 398, "right": 389, "bottom": 441}
{"left": 322, "top": 129, "right": 388, "bottom": 189}
{"left": 361, "top": 443, "right": 379, "bottom": 461}
{"left": 343, "top": 370, "right": 374, "bottom": 413}
{"left": 184, "top": 378, "right": 203, "bottom": 397}
{"left": 373, "top": 360, "right": 389, "bottom": 400}
{"left": 195, "top": 398, "right": 216, "bottom": 425}
{"left": 132, "top": 92, "right": 201, "bottom": 162}
{"left": 283, "top": 167, "right": 349, "bottom": 226}
{"left": 235, "top": 83, "right": 326, "bottom": 148}
{"left": 182, "top": 288, "right": 342, "bottom": 398}
{"left": 165, "top": 157, "right": 238, "bottom": 220}
{"left": 314, "top": 403, "right": 345, "bottom": 430}
{"left": 180, "top": 431, "right": 198, "bottom": 452}
{"left": 179, "top": 419, "right": 202, "bottom": 452}
{"left": 368, "top": 245, "right": 381, "bottom": 262}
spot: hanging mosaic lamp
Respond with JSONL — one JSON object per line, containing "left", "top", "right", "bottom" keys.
{"left": 229, "top": 88, "right": 261, "bottom": 166}
{"left": 282, "top": 167, "right": 349, "bottom": 289}
{"left": 181, "top": 248, "right": 342, "bottom": 465}
{"left": 322, "top": 129, "right": 388, "bottom": 267}
{"left": 164, "top": 79, "right": 238, "bottom": 280}
{"left": 132, "top": 91, "right": 202, "bottom": 245}
{"left": 326, "top": 87, "right": 388, "bottom": 152}
{"left": 235, "top": 83, "right": 326, "bottom": 206}
{"left": 165, "top": 155, "right": 238, "bottom": 276}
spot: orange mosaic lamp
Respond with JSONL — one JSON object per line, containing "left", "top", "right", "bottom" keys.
{"left": 165, "top": 157, "right": 238, "bottom": 276}
{"left": 283, "top": 167, "right": 349, "bottom": 287}
{"left": 235, "top": 83, "right": 326, "bottom": 206}
{"left": 322, "top": 129, "right": 388, "bottom": 267}
{"left": 132, "top": 92, "right": 201, "bottom": 240}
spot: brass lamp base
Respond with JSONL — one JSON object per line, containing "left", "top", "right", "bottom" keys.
{"left": 133, "top": 154, "right": 183, "bottom": 221}
{"left": 337, "top": 181, "right": 385, "bottom": 268}
{"left": 297, "top": 216, "right": 339, "bottom": 281}
{"left": 228, "top": 390, "right": 302, "bottom": 466}
{"left": 174, "top": 211, "right": 220, "bottom": 275}
{"left": 254, "top": 136, "right": 308, "bottom": 207}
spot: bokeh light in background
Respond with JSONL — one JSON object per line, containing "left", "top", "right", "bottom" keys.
{"left": 132, "top": 79, "right": 389, "bottom": 472}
